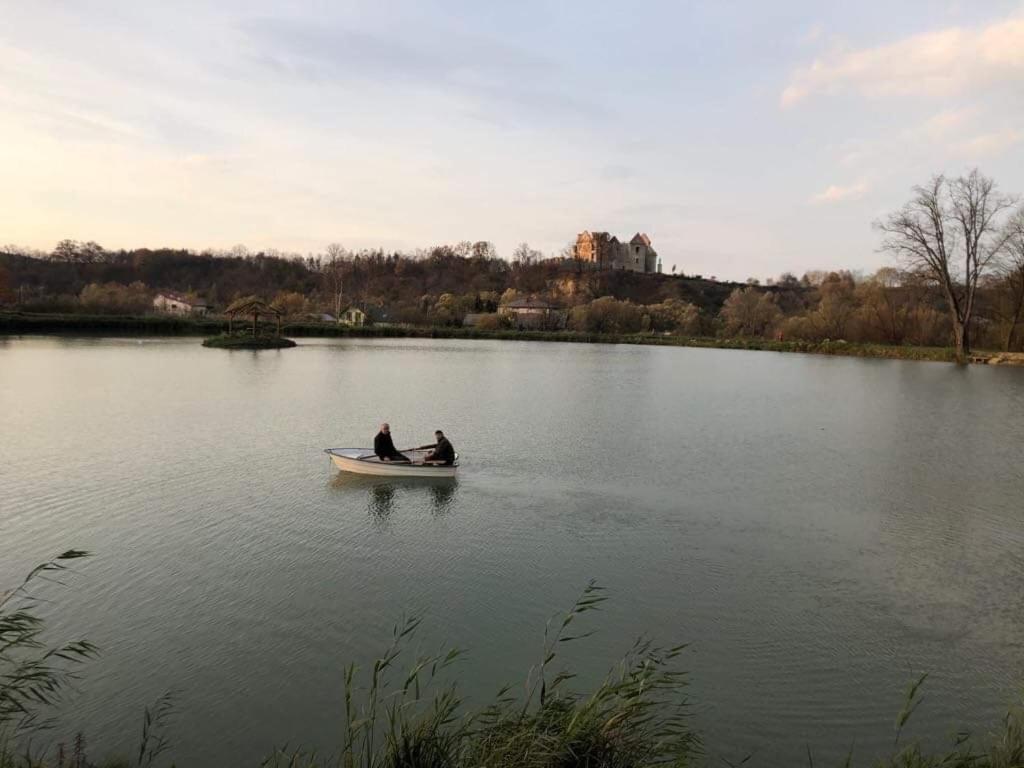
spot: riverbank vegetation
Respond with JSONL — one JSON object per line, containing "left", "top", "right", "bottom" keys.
{"left": 0, "top": 310, "right": 970, "bottom": 363}
{"left": 5, "top": 554, "right": 1024, "bottom": 767}
{"left": 2, "top": 169, "right": 1023, "bottom": 363}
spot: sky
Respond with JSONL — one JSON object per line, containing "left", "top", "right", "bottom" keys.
{"left": 1, "top": 1, "right": 1023, "bottom": 280}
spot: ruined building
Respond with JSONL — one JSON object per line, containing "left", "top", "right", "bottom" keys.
{"left": 574, "top": 232, "right": 661, "bottom": 273}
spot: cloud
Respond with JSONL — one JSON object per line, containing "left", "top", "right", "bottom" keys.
{"left": 781, "top": 12, "right": 1024, "bottom": 106}
{"left": 238, "top": 19, "right": 449, "bottom": 84}
{"left": 810, "top": 181, "right": 868, "bottom": 204}
{"left": 921, "top": 107, "right": 975, "bottom": 138}
{"left": 234, "top": 16, "right": 605, "bottom": 126}
{"left": 956, "top": 129, "right": 1023, "bottom": 157}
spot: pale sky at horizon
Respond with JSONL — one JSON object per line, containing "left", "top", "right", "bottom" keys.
{"left": 2, "top": 1, "right": 1023, "bottom": 280}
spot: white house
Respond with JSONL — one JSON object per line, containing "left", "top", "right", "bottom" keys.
{"left": 153, "top": 291, "right": 209, "bottom": 315}
{"left": 339, "top": 307, "right": 368, "bottom": 326}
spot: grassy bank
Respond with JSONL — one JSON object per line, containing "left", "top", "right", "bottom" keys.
{"left": 0, "top": 310, "right": 963, "bottom": 363}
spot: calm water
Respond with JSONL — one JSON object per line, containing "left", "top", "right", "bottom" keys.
{"left": 2, "top": 336, "right": 1024, "bottom": 765}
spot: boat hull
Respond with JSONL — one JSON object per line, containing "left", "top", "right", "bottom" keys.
{"left": 324, "top": 448, "right": 458, "bottom": 478}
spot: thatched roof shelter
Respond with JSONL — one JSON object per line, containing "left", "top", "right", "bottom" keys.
{"left": 225, "top": 296, "right": 283, "bottom": 335}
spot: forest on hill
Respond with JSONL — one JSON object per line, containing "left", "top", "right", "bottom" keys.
{"left": 4, "top": 168, "right": 1024, "bottom": 359}
{"left": 0, "top": 240, "right": 743, "bottom": 322}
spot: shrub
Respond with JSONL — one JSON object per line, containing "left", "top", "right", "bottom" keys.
{"left": 474, "top": 313, "right": 511, "bottom": 331}
{"left": 79, "top": 282, "right": 151, "bottom": 315}
{"left": 569, "top": 298, "right": 645, "bottom": 334}
{"left": 718, "top": 288, "right": 781, "bottom": 338}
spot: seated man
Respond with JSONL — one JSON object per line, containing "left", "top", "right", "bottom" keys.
{"left": 417, "top": 430, "right": 456, "bottom": 465}
{"left": 374, "top": 423, "right": 410, "bottom": 462}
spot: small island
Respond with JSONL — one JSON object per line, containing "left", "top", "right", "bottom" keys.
{"left": 203, "top": 296, "right": 296, "bottom": 349}
{"left": 202, "top": 332, "right": 296, "bottom": 349}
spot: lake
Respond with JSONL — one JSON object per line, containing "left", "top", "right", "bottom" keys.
{"left": 2, "top": 335, "right": 1023, "bottom": 765}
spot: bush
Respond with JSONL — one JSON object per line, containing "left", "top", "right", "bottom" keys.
{"left": 647, "top": 299, "right": 703, "bottom": 334}
{"left": 569, "top": 297, "right": 645, "bottom": 334}
{"left": 474, "top": 313, "right": 511, "bottom": 331}
{"left": 79, "top": 282, "right": 151, "bottom": 315}
{"left": 718, "top": 288, "right": 782, "bottom": 338}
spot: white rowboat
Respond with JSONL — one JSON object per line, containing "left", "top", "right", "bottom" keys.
{"left": 324, "top": 448, "right": 459, "bottom": 478}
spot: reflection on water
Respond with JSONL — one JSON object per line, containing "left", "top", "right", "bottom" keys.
{"left": 329, "top": 471, "right": 460, "bottom": 523}
{"left": 369, "top": 484, "right": 396, "bottom": 521}
{"left": 427, "top": 481, "right": 457, "bottom": 514}
{"left": 3, "top": 336, "right": 1024, "bottom": 768}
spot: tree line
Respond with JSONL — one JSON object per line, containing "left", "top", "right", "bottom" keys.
{"left": 0, "top": 239, "right": 740, "bottom": 324}
{"left": 2, "top": 169, "right": 1022, "bottom": 358}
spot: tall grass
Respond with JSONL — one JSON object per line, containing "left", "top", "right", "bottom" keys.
{"left": 263, "top": 581, "right": 699, "bottom": 768}
{"left": 5, "top": 557, "right": 1024, "bottom": 767}
{"left": 0, "top": 553, "right": 173, "bottom": 768}
{"left": 0, "top": 550, "right": 97, "bottom": 737}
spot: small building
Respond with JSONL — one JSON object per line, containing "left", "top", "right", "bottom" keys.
{"left": 153, "top": 291, "right": 209, "bottom": 315}
{"left": 339, "top": 307, "right": 368, "bottom": 326}
{"left": 338, "top": 305, "right": 393, "bottom": 326}
{"left": 499, "top": 298, "right": 565, "bottom": 330}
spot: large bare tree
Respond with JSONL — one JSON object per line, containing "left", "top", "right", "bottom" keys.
{"left": 996, "top": 208, "right": 1024, "bottom": 351}
{"left": 877, "top": 170, "right": 1016, "bottom": 363}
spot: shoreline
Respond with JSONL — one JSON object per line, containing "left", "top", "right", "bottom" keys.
{"left": 2, "top": 310, "right": 1018, "bottom": 365}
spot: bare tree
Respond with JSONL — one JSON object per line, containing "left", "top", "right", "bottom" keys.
{"left": 558, "top": 240, "right": 582, "bottom": 274}
{"left": 471, "top": 241, "right": 497, "bottom": 260}
{"left": 512, "top": 242, "right": 542, "bottom": 266}
{"left": 811, "top": 271, "right": 857, "bottom": 339}
{"left": 719, "top": 287, "right": 781, "bottom": 338}
{"left": 877, "top": 170, "right": 1016, "bottom": 363}
{"left": 79, "top": 241, "right": 106, "bottom": 263}
{"left": 996, "top": 208, "right": 1024, "bottom": 350}
{"left": 51, "top": 239, "right": 80, "bottom": 261}
{"left": 323, "top": 243, "right": 348, "bottom": 317}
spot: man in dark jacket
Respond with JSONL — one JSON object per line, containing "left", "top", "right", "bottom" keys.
{"left": 374, "top": 423, "right": 409, "bottom": 462}
{"left": 419, "top": 430, "right": 456, "bottom": 465}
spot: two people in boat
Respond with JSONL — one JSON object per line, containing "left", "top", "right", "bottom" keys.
{"left": 374, "top": 423, "right": 456, "bottom": 465}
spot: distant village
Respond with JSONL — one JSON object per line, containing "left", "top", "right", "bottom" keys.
{"left": 148, "top": 230, "right": 665, "bottom": 331}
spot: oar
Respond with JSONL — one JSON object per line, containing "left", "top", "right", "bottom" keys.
{"left": 397, "top": 447, "right": 434, "bottom": 465}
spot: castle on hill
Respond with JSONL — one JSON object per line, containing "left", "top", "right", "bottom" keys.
{"left": 574, "top": 231, "right": 661, "bottom": 273}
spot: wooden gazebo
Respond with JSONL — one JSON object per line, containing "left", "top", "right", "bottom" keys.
{"left": 225, "top": 296, "right": 284, "bottom": 336}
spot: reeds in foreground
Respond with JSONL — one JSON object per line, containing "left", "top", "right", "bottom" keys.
{"left": 262, "top": 581, "right": 699, "bottom": 768}
{"left": 5, "top": 556, "right": 1024, "bottom": 767}
{"left": 0, "top": 550, "right": 97, "bottom": 737}
{"left": 1, "top": 552, "right": 173, "bottom": 768}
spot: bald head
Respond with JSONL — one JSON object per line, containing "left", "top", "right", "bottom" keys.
{"left": 380, "top": 423, "right": 390, "bottom": 433}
